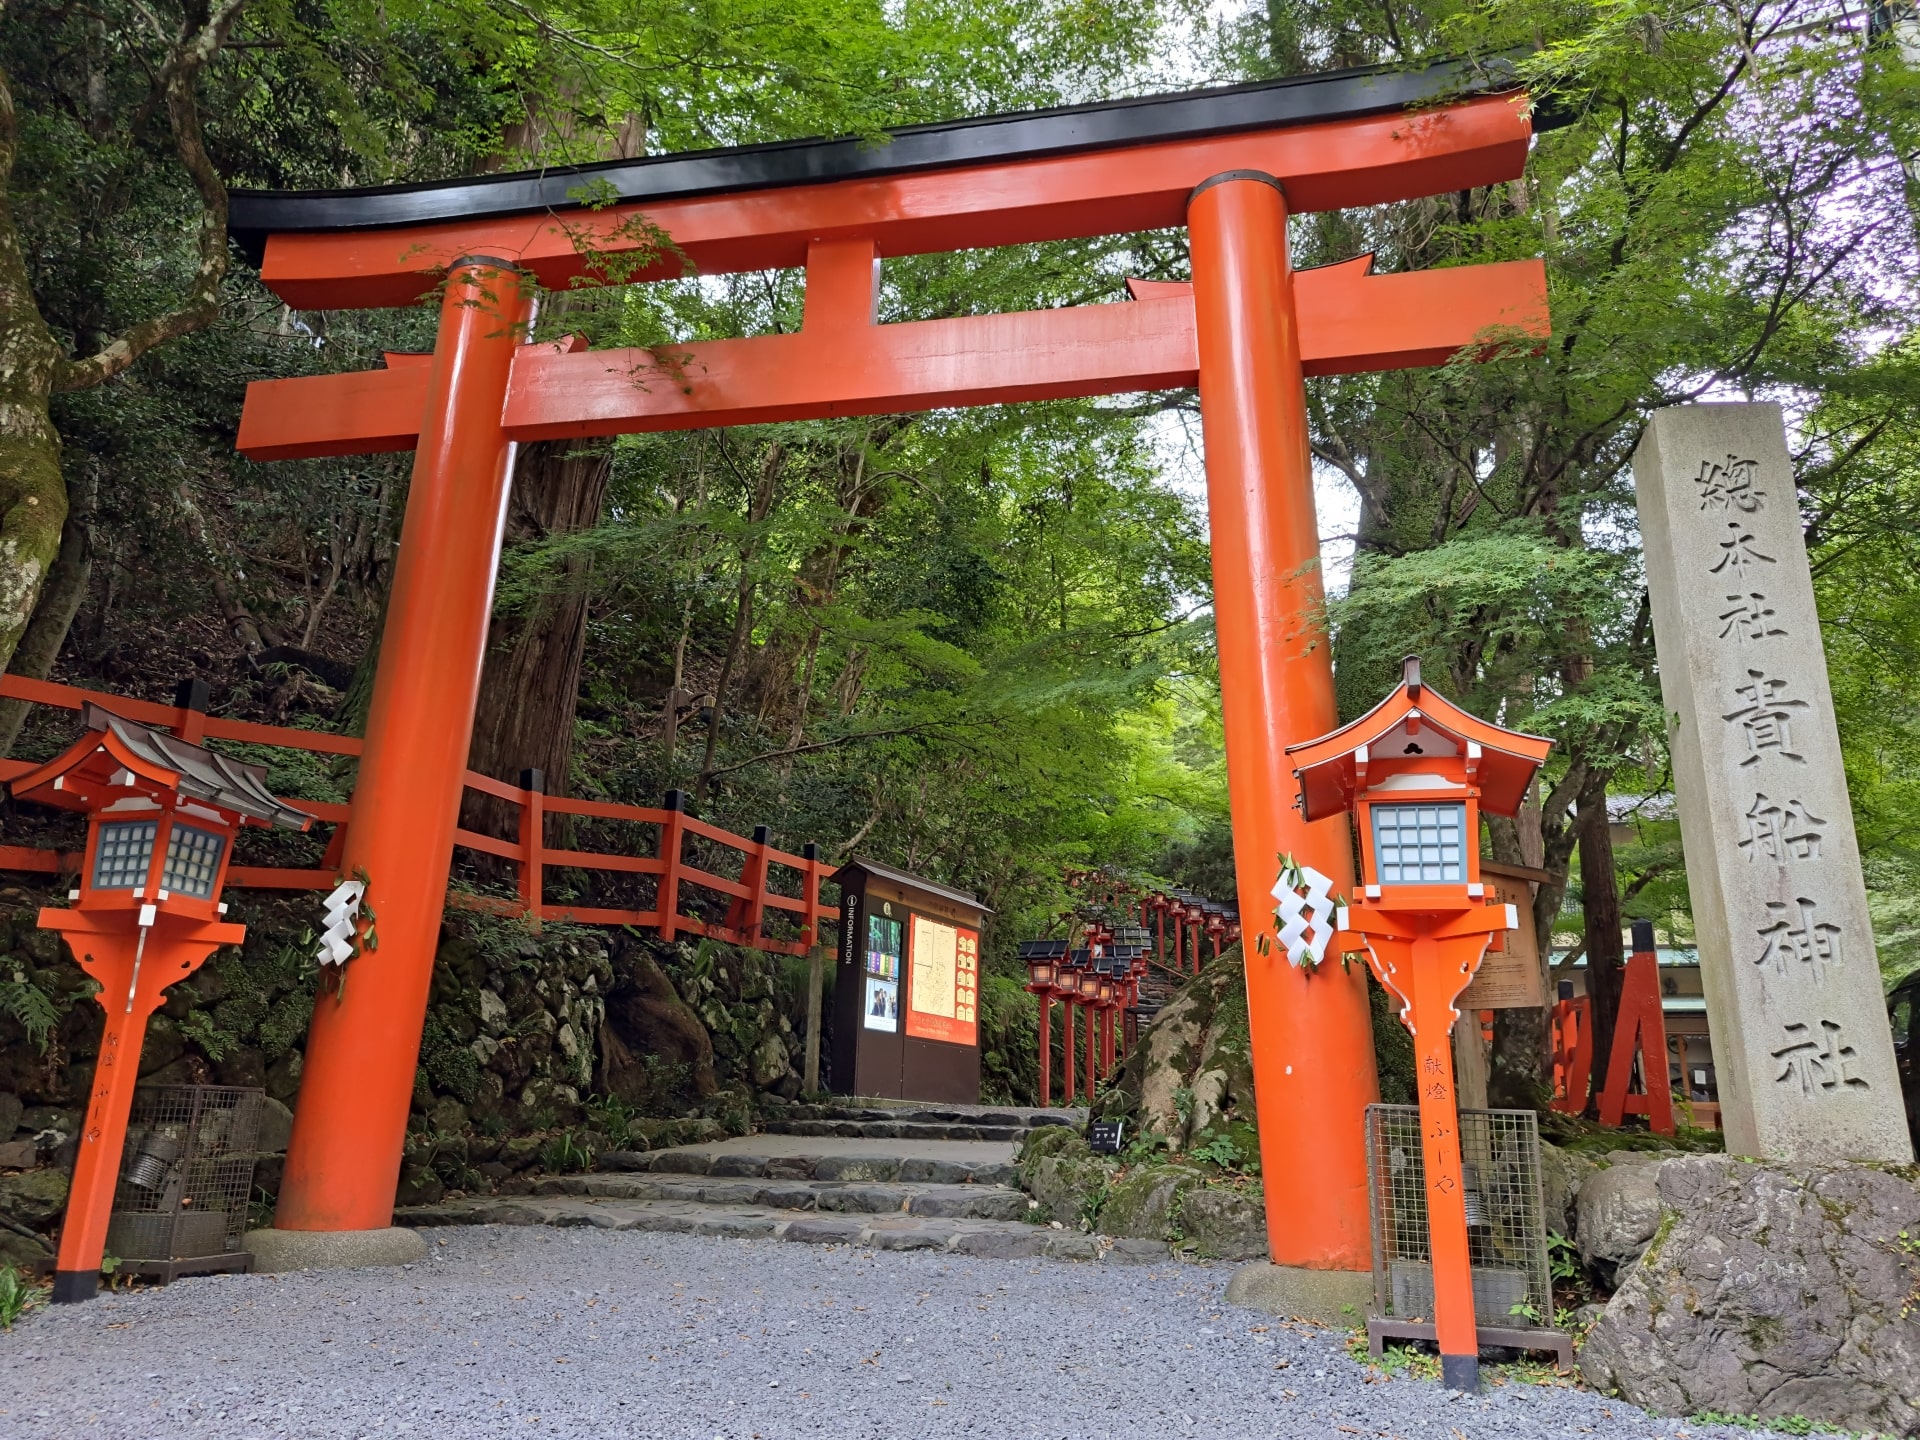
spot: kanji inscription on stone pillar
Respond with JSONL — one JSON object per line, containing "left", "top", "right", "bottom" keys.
{"left": 1634, "top": 403, "right": 1911, "bottom": 1163}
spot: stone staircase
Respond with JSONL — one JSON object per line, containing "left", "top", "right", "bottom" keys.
{"left": 755, "top": 1100, "right": 1079, "bottom": 1144}
{"left": 395, "top": 1101, "right": 1189, "bottom": 1264}
{"left": 1129, "top": 961, "right": 1187, "bottom": 1030}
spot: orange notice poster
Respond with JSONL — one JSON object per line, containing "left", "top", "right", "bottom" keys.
{"left": 905, "top": 914, "right": 979, "bottom": 1046}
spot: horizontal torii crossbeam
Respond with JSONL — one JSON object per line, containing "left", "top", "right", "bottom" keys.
{"left": 239, "top": 254, "right": 1543, "bottom": 458}
{"left": 228, "top": 56, "right": 1550, "bottom": 1277}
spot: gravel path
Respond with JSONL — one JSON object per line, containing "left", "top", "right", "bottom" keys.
{"left": 1, "top": 1227, "right": 1766, "bottom": 1439}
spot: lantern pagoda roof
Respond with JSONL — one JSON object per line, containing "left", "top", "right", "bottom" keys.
{"left": 1285, "top": 657, "right": 1551, "bottom": 822}
{"left": 1018, "top": 939, "right": 1069, "bottom": 960}
{"left": 9, "top": 703, "right": 312, "bottom": 830}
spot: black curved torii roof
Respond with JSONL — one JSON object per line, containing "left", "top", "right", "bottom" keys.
{"left": 227, "top": 54, "right": 1528, "bottom": 264}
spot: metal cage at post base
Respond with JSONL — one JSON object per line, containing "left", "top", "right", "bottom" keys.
{"left": 107, "top": 1085, "right": 263, "bottom": 1282}
{"left": 1363, "top": 1103, "right": 1572, "bottom": 1371}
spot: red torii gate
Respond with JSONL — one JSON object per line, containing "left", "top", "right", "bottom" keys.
{"left": 230, "top": 57, "right": 1548, "bottom": 1278}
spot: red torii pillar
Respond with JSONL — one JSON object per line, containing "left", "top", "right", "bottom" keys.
{"left": 227, "top": 66, "right": 1546, "bottom": 1275}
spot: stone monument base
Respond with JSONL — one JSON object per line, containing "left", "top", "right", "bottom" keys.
{"left": 1224, "top": 1260, "right": 1373, "bottom": 1325}
{"left": 243, "top": 1226, "right": 427, "bottom": 1274}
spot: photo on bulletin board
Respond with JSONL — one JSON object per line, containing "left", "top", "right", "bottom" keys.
{"left": 866, "top": 912, "right": 902, "bottom": 980}
{"left": 905, "top": 914, "right": 979, "bottom": 1046}
{"left": 863, "top": 976, "right": 899, "bottom": 1032}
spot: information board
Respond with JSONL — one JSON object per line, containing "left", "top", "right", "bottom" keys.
{"left": 906, "top": 914, "right": 979, "bottom": 1046}
{"left": 1460, "top": 867, "right": 1546, "bottom": 1010}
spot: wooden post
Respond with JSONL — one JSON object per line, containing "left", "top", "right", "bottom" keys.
{"left": 1551, "top": 996, "right": 1593, "bottom": 1115}
{"left": 172, "top": 677, "right": 210, "bottom": 745}
{"left": 801, "top": 842, "right": 826, "bottom": 1095}
{"left": 1085, "top": 997, "right": 1098, "bottom": 1097}
{"left": 516, "top": 767, "right": 545, "bottom": 928}
{"left": 1061, "top": 1001, "right": 1075, "bottom": 1102}
{"left": 1452, "top": 1011, "right": 1491, "bottom": 1111}
{"left": 657, "top": 789, "right": 687, "bottom": 942}
{"left": 725, "top": 823, "right": 771, "bottom": 944}
{"left": 1037, "top": 996, "right": 1052, "bottom": 1106}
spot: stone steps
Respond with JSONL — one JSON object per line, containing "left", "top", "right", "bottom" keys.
{"left": 596, "top": 1148, "right": 1018, "bottom": 1186}
{"left": 534, "top": 1171, "right": 1031, "bottom": 1221}
{"left": 755, "top": 1102, "right": 1083, "bottom": 1145}
{"left": 395, "top": 1192, "right": 1172, "bottom": 1264}
{"left": 387, "top": 1103, "right": 1153, "bottom": 1266}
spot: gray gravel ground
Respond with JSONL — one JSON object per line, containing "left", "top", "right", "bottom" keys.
{"left": 1, "top": 1226, "right": 1776, "bottom": 1439}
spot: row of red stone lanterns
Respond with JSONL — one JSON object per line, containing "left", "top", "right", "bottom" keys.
{"left": 1019, "top": 934, "right": 1145, "bottom": 1106}
{"left": 1063, "top": 871, "right": 1240, "bottom": 975}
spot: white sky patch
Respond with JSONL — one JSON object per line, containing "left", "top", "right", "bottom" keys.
{"left": 1145, "top": 403, "right": 1363, "bottom": 605}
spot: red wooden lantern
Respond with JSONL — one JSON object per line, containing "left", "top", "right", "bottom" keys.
{"left": 9, "top": 704, "right": 310, "bottom": 1302}
{"left": 1287, "top": 657, "right": 1551, "bottom": 1392}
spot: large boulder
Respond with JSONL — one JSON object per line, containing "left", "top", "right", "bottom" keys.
{"left": 1539, "top": 1140, "right": 1600, "bottom": 1238}
{"left": 1580, "top": 1156, "right": 1920, "bottom": 1435}
{"left": 1575, "top": 1152, "right": 1672, "bottom": 1285}
{"left": 1100, "top": 952, "right": 1258, "bottom": 1156}
{"left": 1100, "top": 1164, "right": 1204, "bottom": 1241}
{"left": 1180, "top": 1187, "right": 1268, "bottom": 1260}
{"left": 601, "top": 933, "right": 716, "bottom": 1100}
{"left": 0, "top": 1167, "right": 69, "bottom": 1230}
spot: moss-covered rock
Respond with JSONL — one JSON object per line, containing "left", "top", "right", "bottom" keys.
{"left": 0, "top": 1167, "right": 68, "bottom": 1229}
{"left": 1100, "top": 1163, "right": 1205, "bottom": 1241}
{"left": 1026, "top": 1154, "right": 1114, "bottom": 1221}
{"left": 1101, "top": 952, "right": 1259, "bottom": 1162}
{"left": 1180, "top": 1187, "right": 1267, "bottom": 1260}
{"left": 1018, "top": 1124, "right": 1089, "bottom": 1169}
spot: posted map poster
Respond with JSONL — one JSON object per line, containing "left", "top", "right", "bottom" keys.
{"left": 866, "top": 913, "right": 902, "bottom": 979}
{"left": 906, "top": 914, "right": 979, "bottom": 1046}
{"left": 863, "top": 976, "right": 899, "bottom": 1032}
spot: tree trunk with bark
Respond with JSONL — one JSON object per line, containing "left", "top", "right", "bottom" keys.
{"left": 462, "top": 437, "right": 613, "bottom": 846}
{"left": 0, "top": 8, "right": 245, "bottom": 675}
{"left": 0, "top": 458, "right": 92, "bottom": 754}
{"left": 1578, "top": 784, "right": 1626, "bottom": 1102}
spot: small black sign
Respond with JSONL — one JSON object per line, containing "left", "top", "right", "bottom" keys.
{"left": 1088, "top": 1118, "right": 1124, "bottom": 1154}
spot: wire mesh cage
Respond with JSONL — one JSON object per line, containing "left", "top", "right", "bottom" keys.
{"left": 107, "top": 1086, "right": 263, "bottom": 1280}
{"left": 1365, "top": 1104, "right": 1552, "bottom": 1329}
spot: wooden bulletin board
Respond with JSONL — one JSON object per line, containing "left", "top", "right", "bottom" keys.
{"left": 1460, "top": 861, "right": 1548, "bottom": 1010}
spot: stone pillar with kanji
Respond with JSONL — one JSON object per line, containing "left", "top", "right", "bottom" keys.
{"left": 1634, "top": 403, "right": 1911, "bottom": 1164}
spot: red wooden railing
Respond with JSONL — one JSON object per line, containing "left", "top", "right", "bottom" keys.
{"left": 0, "top": 674, "right": 836, "bottom": 956}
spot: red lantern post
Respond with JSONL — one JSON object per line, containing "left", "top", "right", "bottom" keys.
{"left": 8, "top": 704, "right": 310, "bottom": 1302}
{"left": 1287, "top": 657, "right": 1552, "bottom": 1391}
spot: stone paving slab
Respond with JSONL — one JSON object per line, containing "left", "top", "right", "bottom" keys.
{"left": 788, "top": 1099, "right": 1086, "bottom": 1125}
{"left": 395, "top": 1194, "right": 1162, "bottom": 1263}
{"left": 533, "top": 1173, "right": 1027, "bottom": 1220}
{"left": 602, "top": 1136, "right": 1021, "bottom": 1182}
{"left": 602, "top": 1131, "right": 1021, "bottom": 1172}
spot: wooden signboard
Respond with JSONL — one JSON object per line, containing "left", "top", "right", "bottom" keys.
{"left": 1459, "top": 861, "right": 1547, "bottom": 1010}
{"left": 830, "top": 857, "right": 990, "bottom": 1103}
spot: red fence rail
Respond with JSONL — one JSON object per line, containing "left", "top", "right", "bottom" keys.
{"left": 0, "top": 674, "right": 836, "bottom": 957}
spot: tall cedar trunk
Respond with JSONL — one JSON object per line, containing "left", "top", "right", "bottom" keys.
{"left": 694, "top": 443, "right": 783, "bottom": 800}
{"left": 461, "top": 438, "right": 612, "bottom": 853}
{"left": 1578, "top": 785, "right": 1626, "bottom": 1103}
{"left": 0, "top": 458, "right": 92, "bottom": 753}
{"left": 0, "top": 130, "right": 70, "bottom": 674}
{"left": 0, "top": 13, "right": 241, "bottom": 675}
{"left": 1486, "top": 778, "right": 1552, "bottom": 1108}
